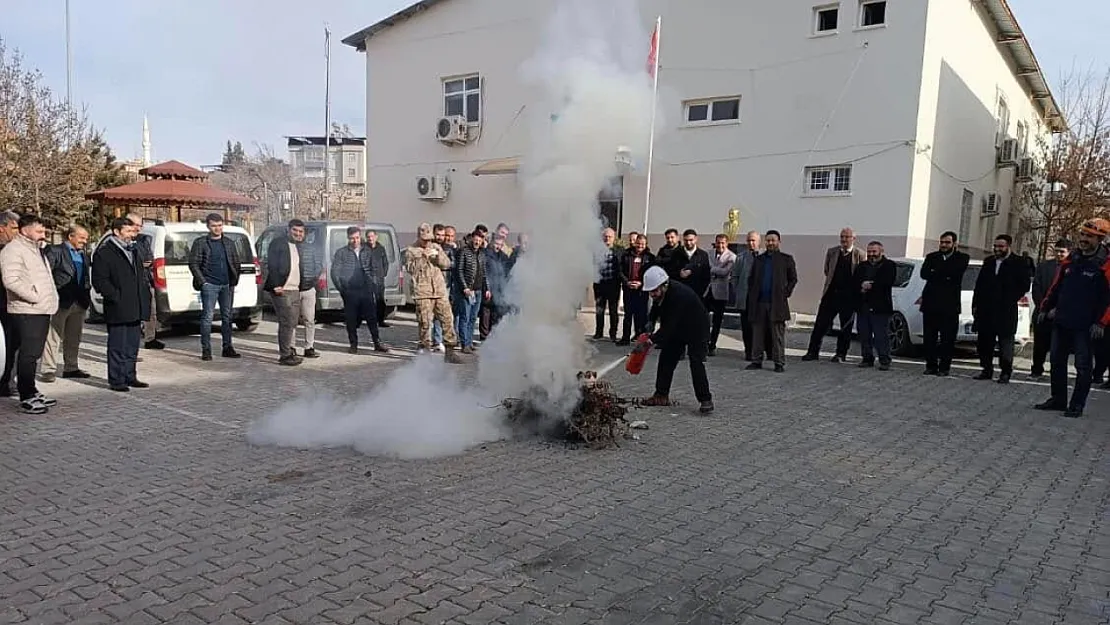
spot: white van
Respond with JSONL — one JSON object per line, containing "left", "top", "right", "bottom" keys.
{"left": 90, "top": 220, "right": 262, "bottom": 332}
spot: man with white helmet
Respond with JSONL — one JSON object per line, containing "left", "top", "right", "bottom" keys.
{"left": 637, "top": 265, "right": 714, "bottom": 413}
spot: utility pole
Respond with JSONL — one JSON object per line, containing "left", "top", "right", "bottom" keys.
{"left": 323, "top": 24, "right": 332, "bottom": 220}
{"left": 65, "top": 0, "right": 72, "bottom": 111}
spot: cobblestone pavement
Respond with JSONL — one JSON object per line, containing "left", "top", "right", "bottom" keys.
{"left": 1, "top": 310, "right": 1108, "bottom": 625}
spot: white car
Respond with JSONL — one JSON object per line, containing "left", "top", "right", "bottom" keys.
{"left": 90, "top": 220, "right": 263, "bottom": 332}
{"left": 884, "top": 257, "right": 1033, "bottom": 356}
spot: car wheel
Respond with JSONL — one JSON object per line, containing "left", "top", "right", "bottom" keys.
{"left": 234, "top": 318, "right": 258, "bottom": 332}
{"left": 888, "top": 312, "right": 913, "bottom": 357}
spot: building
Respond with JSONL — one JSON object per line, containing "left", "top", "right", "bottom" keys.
{"left": 343, "top": 0, "right": 1063, "bottom": 311}
{"left": 286, "top": 133, "right": 367, "bottom": 221}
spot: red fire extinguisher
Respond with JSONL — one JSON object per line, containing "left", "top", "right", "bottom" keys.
{"left": 625, "top": 333, "right": 653, "bottom": 375}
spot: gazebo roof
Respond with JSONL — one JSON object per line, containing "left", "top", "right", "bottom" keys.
{"left": 85, "top": 178, "right": 256, "bottom": 208}
{"left": 139, "top": 160, "right": 209, "bottom": 180}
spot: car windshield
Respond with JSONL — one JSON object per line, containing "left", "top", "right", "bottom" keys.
{"left": 962, "top": 266, "right": 981, "bottom": 290}
{"left": 164, "top": 232, "right": 253, "bottom": 265}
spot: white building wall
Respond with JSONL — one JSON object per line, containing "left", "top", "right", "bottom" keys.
{"left": 908, "top": 0, "right": 1048, "bottom": 257}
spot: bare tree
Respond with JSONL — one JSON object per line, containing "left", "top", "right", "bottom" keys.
{"left": 1015, "top": 67, "right": 1110, "bottom": 259}
{"left": 210, "top": 143, "right": 296, "bottom": 226}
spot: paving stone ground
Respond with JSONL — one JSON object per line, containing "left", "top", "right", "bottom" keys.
{"left": 1, "top": 310, "right": 1108, "bottom": 625}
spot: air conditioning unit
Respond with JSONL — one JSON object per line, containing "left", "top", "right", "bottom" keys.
{"left": 1016, "top": 156, "right": 1038, "bottom": 182}
{"left": 980, "top": 192, "right": 999, "bottom": 216}
{"left": 415, "top": 174, "right": 449, "bottom": 201}
{"left": 435, "top": 115, "right": 469, "bottom": 145}
{"left": 997, "top": 138, "right": 1018, "bottom": 166}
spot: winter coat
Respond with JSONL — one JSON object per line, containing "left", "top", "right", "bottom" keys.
{"left": 331, "top": 246, "right": 376, "bottom": 297}
{"left": 747, "top": 250, "right": 798, "bottom": 323}
{"left": 92, "top": 238, "right": 151, "bottom": 325}
{"left": 44, "top": 243, "right": 92, "bottom": 309}
{"left": 188, "top": 235, "right": 242, "bottom": 291}
{"left": 405, "top": 242, "right": 451, "bottom": 299}
{"left": 972, "top": 254, "right": 1031, "bottom": 335}
{"left": 1040, "top": 246, "right": 1110, "bottom": 331}
{"left": 853, "top": 257, "right": 896, "bottom": 315}
{"left": 706, "top": 248, "right": 736, "bottom": 301}
{"left": 0, "top": 235, "right": 59, "bottom": 316}
{"left": 919, "top": 250, "right": 970, "bottom": 315}
{"left": 649, "top": 280, "right": 709, "bottom": 357}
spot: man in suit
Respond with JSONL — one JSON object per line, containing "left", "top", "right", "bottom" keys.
{"left": 853, "top": 241, "right": 897, "bottom": 370}
{"left": 676, "top": 229, "right": 711, "bottom": 300}
{"left": 92, "top": 217, "right": 151, "bottom": 392}
{"left": 41, "top": 225, "right": 92, "bottom": 382}
{"left": 919, "top": 230, "right": 971, "bottom": 376}
{"left": 972, "top": 234, "right": 1032, "bottom": 383}
{"left": 803, "top": 227, "right": 866, "bottom": 362}
{"left": 731, "top": 230, "right": 761, "bottom": 360}
{"left": 746, "top": 230, "right": 798, "bottom": 373}
{"left": 705, "top": 233, "right": 736, "bottom": 356}
{"left": 1030, "top": 238, "right": 1071, "bottom": 378}
{"left": 617, "top": 234, "right": 654, "bottom": 345}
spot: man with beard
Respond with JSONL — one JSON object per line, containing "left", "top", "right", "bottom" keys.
{"left": 803, "top": 228, "right": 865, "bottom": 362}
{"left": 676, "top": 229, "right": 711, "bottom": 303}
{"left": 617, "top": 234, "right": 654, "bottom": 346}
{"left": 971, "top": 234, "right": 1031, "bottom": 384}
{"left": 656, "top": 228, "right": 683, "bottom": 279}
{"left": 1030, "top": 239, "right": 1071, "bottom": 378}
{"left": 746, "top": 230, "right": 797, "bottom": 373}
{"left": 919, "top": 231, "right": 970, "bottom": 376}
{"left": 332, "top": 226, "right": 390, "bottom": 354}
{"left": 1035, "top": 218, "right": 1110, "bottom": 418}
{"left": 853, "top": 241, "right": 897, "bottom": 370}
{"left": 638, "top": 265, "right": 714, "bottom": 414}
{"left": 406, "top": 223, "right": 463, "bottom": 363}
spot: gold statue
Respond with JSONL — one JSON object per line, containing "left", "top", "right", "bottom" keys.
{"left": 723, "top": 207, "right": 742, "bottom": 242}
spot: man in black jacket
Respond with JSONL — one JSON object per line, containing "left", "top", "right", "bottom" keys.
{"left": 188, "top": 213, "right": 242, "bottom": 361}
{"left": 364, "top": 229, "right": 391, "bottom": 328}
{"left": 0, "top": 211, "right": 18, "bottom": 397}
{"left": 919, "top": 231, "right": 970, "bottom": 376}
{"left": 263, "top": 219, "right": 310, "bottom": 366}
{"left": 655, "top": 228, "right": 683, "bottom": 279}
{"left": 676, "top": 229, "right": 711, "bottom": 302}
{"left": 92, "top": 218, "right": 151, "bottom": 392}
{"left": 972, "top": 234, "right": 1032, "bottom": 383}
{"left": 127, "top": 213, "right": 163, "bottom": 350}
{"left": 853, "top": 241, "right": 897, "bottom": 370}
{"left": 333, "top": 227, "right": 390, "bottom": 354}
{"left": 617, "top": 234, "right": 654, "bottom": 345}
{"left": 638, "top": 265, "right": 713, "bottom": 413}
{"left": 41, "top": 225, "right": 92, "bottom": 382}
{"left": 1029, "top": 239, "right": 1071, "bottom": 378}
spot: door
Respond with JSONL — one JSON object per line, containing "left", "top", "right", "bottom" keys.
{"left": 598, "top": 176, "right": 623, "bottom": 234}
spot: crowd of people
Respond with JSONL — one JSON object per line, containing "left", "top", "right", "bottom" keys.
{"left": 0, "top": 207, "right": 1106, "bottom": 418}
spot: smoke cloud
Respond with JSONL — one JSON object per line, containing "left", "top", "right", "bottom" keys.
{"left": 248, "top": 0, "right": 657, "bottom": 459}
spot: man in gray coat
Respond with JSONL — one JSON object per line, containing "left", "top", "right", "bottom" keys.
{"left": 1030, "top": 239, "right": 1070, "bottom": 378}
{"left": 731, "top": 230, "right": 761, "bottom": 360}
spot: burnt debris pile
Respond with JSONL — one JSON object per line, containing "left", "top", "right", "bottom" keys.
{"left": 502, "top": 371, "right": 631, "bottom": 447}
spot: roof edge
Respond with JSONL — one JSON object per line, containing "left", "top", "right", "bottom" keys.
{"left": 341, "top": 0, "right": 449, "bottom": 50}
{"left": 981, "top": 0, "right": 1066, "bottom": 132}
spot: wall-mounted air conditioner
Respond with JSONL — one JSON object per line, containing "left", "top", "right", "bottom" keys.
{"left": 416, "top": 174, "right": 449, "bottom": 201}
{"left": 435, "top": 116, "right": 469, "bottom": 145}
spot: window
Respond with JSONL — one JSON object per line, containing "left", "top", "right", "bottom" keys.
{"left": 995, "top": 96, "right": 1010, "bottom": 146}
{"left": 1016, "top": 121, "right": 1028, "bottom": 156}
{"left": 893, "top": 262, "right": 914, "bottom": 288}
{"left": 814, "top": 5, "right": 839, "bottom": 34}
{"left": 304, "top": 146, "right": 324, "bottom": 164}
{"left": 804, "top": 164, "right": 852, "bottom": 195}
{"left": 859, "top": 0, "right": 886, "bottom": 27}
{"left": 684, "top": 97, "right": 741, "bottom": 126}
{"left": 164, "top": 232, "right": 253, "bottom": 266}
{"left": 346, "top": 168, "right": 356, "bottom": 178}
{"left": 959, "top": 189, "right": 973, "bottom": 244}
{"left": 443, "top": 75, "right": 481, "bottom": 124}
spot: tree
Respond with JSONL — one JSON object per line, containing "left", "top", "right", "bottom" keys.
{"left": 1015, "top": 68, "right": 1110, "bottom": 259}
{"left": 0, "top": 38, "right": 132, "bottom": 231}
{"left": 221, "top": 140, "right": 247, "bottom": 169}
{"left": 210, "top": 143, "right": 295, "bottom": 225}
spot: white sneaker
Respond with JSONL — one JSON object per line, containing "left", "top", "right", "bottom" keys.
{"left": 20, "top": 397, "right": 48, "bottom": 414}
{"left": 432, "top": 344, "right": 445, "bottom": 352}
{"left": 417, "top": 348, "right": 428, "bottom": 355}
{"left": 34, "top": 393, "right": 58, "bottom": 408}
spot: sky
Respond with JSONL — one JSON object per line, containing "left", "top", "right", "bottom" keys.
{"left": 2, "top": 0, "right": 1107, "bottom": 167}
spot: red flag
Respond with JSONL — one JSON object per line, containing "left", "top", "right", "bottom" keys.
{"left": 646, "top": 20, "right": 659, "bottom": 78}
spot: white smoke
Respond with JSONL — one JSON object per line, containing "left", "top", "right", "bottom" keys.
{"left": 247, "top": 0, "right": 657, "bottom": 458}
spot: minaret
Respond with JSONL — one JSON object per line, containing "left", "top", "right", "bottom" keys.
{"left": 141, "top": 115, "right": 151, "bottom": 166}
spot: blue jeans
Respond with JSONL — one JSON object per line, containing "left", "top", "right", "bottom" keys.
{"left": 1050, "top": 326, "right": 1094, "bottom": 410}
{"left": 433, "top": 319, "right": 443, "bottom": 345}
{"left": 857, "top": 311, "right": 891, "bottom": 364}
{"left": 453, "top": 293, "right": 480, "bottom": 348}
{"left": 200, "top": 283, "right": 234, "bottom": 352}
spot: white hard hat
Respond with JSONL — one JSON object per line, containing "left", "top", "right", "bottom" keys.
{"left": 642, "top": 265, "right": 669, "bottom": 291}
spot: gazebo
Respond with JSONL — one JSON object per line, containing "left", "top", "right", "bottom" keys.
{"left": 86, "top": 160, "right": 257, "bottom": 227}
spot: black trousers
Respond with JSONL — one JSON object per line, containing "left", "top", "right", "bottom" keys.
{"left": 1031, "top": 311, "right": 1053, "bottom": 375}
{"left": 11, "top": 314, "right": 49, "bottom": 400}
{"left": 593, "top": 281, "right": 620, "bottom": 339}
{"left": 806, "top": 294, "right": 855, "bottom": 357}
{"left": 343, "top": 293, "right": 380, "bottom": 346}
{"left": 0, "top": 311, "right": 19, "bottom": 391}
{"left": 375, "top": 282, "right": 388, "bottom": 324}
{"left": 106, "top": 322, "right": 141, "bottom": 388}
{"left": 705, "top": 296, "right": 726, "bottom": 348}
{"left": 922, "top": 311, "right": 959, "bottom": 372}
{"left": 977, "top": 321, "right": 1015, "bottom": 374}
{"left": 739, "top": 309, "right": 773, "bottom": 361}
{"left": 655, "top": 342, "right": 712, "bottom": 402}
{"left": 1094, "top": 335, "right": 1110, "bottom": 380}
{"left": 621, "top": 288, "right": 650, "bottom": 340}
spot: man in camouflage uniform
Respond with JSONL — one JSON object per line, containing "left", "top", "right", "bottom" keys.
{"left": 405, "top": 223, "right": 463, "bottom": 364}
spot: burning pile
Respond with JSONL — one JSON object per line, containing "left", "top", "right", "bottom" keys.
{"left": 501, "top": 371, "right": 631, "bottom": 447}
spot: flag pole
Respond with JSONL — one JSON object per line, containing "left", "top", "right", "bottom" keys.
{"left": 641, "top": 16, "right": 661, "bottom": 236}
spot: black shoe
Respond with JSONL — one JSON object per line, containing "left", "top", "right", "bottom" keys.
{"left": 997, "top": 373, "right": 1011, "bottom": 384}
{"left": 279, "top": 355, "right": 303, "bottom": 366}
{"left": 830, "top": 355, "right": 843, "bottom": 363}
{"left": 858, "top": 360, "right": 874, "bottom": 368}
{"left": 62, "top": 370, "right": 91, "bottom": 379}
{"left": 1063, "top": 408, "right": 1084, "bottom": 419}
{"left": 1034, "top": 399, "right": 1066, "bottom": 411}
{"left": 773, "top": 365, "right": 785, "bottom": 373}
{"left": 1029, "top": 369, "right": 1044, "bottom": 379}
{"left": 924, "top": 368, "right": 938, "bottom": 376}
{"left": 143, "top": 340, "right": 166, "bottom": 350}
{"left": 374, "top": 343, "right": 391, "bottom": 353}
{"left": 1102, "top": 380, "right": 1110, "bottom": 390}
{"left": 1093, "top": 375, "right": 1105, "bottom": 385}
{"left": 616, "top": 339, "right": 631, "bottom": 347}
{"left": 40, "top": 373, "right": 56, "bottom": 383}
{"left": 937, "top": 370, "right": 951, "bottom": 377}
{"left": 878, "top": 362, "right": 891, "bottom": 371}
{"left": 378, "top": 321, "right": 391, "bottom": 328}
{"left": 973, "top": 370, "right": 993, "bottom": 380}
{"left": 222, "top": 347, "right": 241, "bottom": 359}
{"left": 109, "top": 385, "right": 130, "bottom": 392}
{"left": 745, "top": 363, "right": 763, "bottom": 370}
{"left": 610, "top": 336, "right": 618, "bottom": 343}
{"left": 348, "top": 346, "right": 359, "bottom": 355}
{"left": 129, "top": 380, "right": 150, "bottom": 389}
{"left": 0, "top": 386, "right": 11, "bottom": 398}
{"left": 592, "top": 333, "right": 603, "bottom": 340}
{"left": 303, "top": 348, "right": 320, "bottom": 359}
{"left": 699, "top": 400, "right": 715, "bottom": 414}
{"left": 201, "top": 350, "right": 212, "bottom": 361}
{"left": 707, "top": 347, "right": 717, "bottom": 357}
{"left": 800, "top": 353, "right": 819, "bottom": 362}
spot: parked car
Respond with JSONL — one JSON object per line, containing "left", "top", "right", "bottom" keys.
{"left": 883, "top": 257, "right": 1033, "bottom": 356}
{"left": 90, "top": 220, "right": 262, "bottom": 332}
{"left": 255, "top": 221, "right": 405, "bottom": 318}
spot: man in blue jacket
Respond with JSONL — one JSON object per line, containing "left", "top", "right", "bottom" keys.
{"left": 1035, "top": 218, "right": 1110, "bottom": 418}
